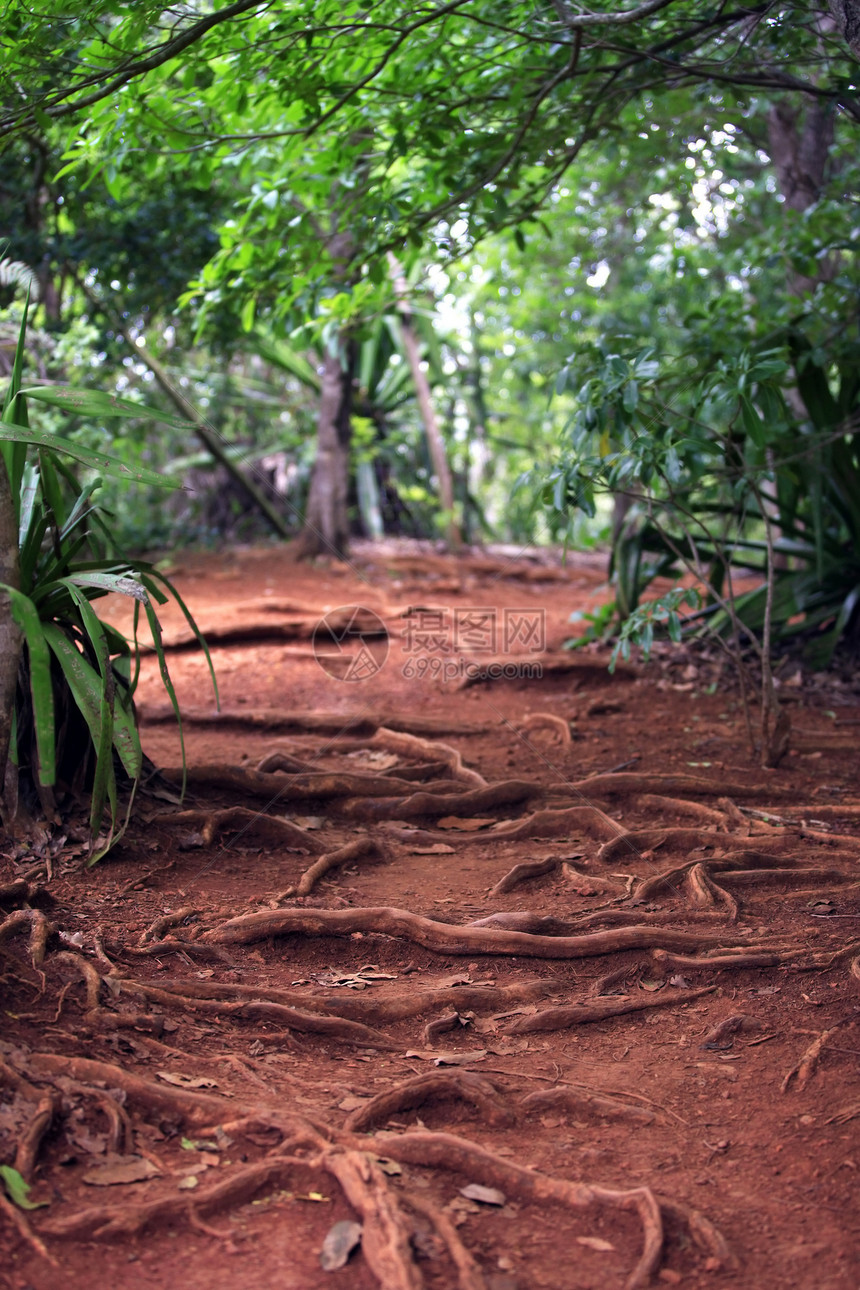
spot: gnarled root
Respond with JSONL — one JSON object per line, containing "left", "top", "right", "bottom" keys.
{"left": 297, "top": 836, "right": 386, "bottom": 897}
{"left": 0, "top": 907, "right": 52, "bottom": 966}
{"left": 205, "top": 904, "right": 743, "bottom": 960}
{"left": 504, "top": 985, "right": 716, "bottom": 1034}
{"left": 343, "top": 780, "right": 539, "bottom": 822}
{"left": 522, "top": 1085, "right": 659, "bottom": 1126}
{"left": 345, "top": 1072, "right": 512, "bottom": 1133}
{"left": 321, "top": 1148, "right": 424, "bottom": 1290}
{"left": 364, "top": 1129, "right": 664, "bottom": 1290}
{"left": 402, "top": 1190, "right": 488, "bottom": 1290}
{"left": 161, "top": 807, "right": 326, "bottom": 852}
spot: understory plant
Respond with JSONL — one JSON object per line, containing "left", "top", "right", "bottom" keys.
{"left": 533, "top": 327, "right": 860, "bottom": 763}
{"left": 0, "top": 300, "right": 216, "bottom": 861}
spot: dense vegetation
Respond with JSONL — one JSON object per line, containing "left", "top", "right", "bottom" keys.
{"left": 1, "top": 0, "right": 859, "bottom": 821}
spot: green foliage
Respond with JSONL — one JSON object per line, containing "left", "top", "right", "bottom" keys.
{"left": 0, "top": 298, "right": 216, "bottom": 860}
{"left": 0, "top": 1165, "right": 48, "bottom": 1210}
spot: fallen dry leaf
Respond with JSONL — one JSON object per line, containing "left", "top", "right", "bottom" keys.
{"left": 320, "top": 1219, "right": 362, "bottom": 1271}
{"left": 82, "top": 1156, "right": 160, "bottom": 1187}
{"left": 577, "top": 1235, "right": 615, "bottom": 1252}
{"left": 460, "top": 1183, "right": 506, "bottom": 1206}
{"left": 156, "top": 1071, "right": 218, "bottom": 1090}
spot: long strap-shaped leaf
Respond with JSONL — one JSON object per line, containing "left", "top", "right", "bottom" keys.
{"left": 0, "top": 584, "right": 55, "bottom": 786}
{"left": 0, "top": 420, "right": 179, "bottom": 489}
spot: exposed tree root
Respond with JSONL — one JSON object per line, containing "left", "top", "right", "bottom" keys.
{"left": 0, "top": 879, "right": 42, "bottom": 909}
{"left": 781, "top": 1022, "right": 849, "bottom": 1093}
{"left": 367, "top": 1129, "right": 665, "bottom": 1290}
{"left": 655, "top": 1195, "right": 738, "bottom": 1271}
{"left": 520, "top": 712, "right": 572, "bottom": 745}
{"left": 598, "top": 827, "right": 728, "bottom": 864}
{"left": 699, "top": 1015, "right": 753, "bottom": 1050}
{"left": 563, "top": 772, "right": 798, "bottom": 800}
{"left": 504, "top": 985, "right": 716, "bottom": 1034}
{"left": 160, "top": 807, "right": 326, "bottom": 852}
{"left": 0, "top": 907, "right": 51, "bottom": 966}
{"left": 776, "top": 803, "right": 860, "bottom": 820}
{"left": 15, "top": 1051, "right": 237, "bottom": 1125}
{"left": 159, "top": 765, "right": 459, "bottom": 802}
{"left": 521, "top": 1085, "right": 661, "bottom": 1125}
{"left": 343, "top": 780, "right": 540, "bottom": 822}
{"left": 563, "top": 863, "right": 630, "bottom": 894}
{"left": 344, "top": 1072, "right": 512, "bottom": 1133}
{"left": 321, "top": 1148, "right": 424, "bottom": 1290}
{"left": 14, "top": 1090, "right": 59, "bottom": 1181}
{"left": 144, "top": 974, "right": 552, "bottom": 1024}
{"left": 122, "top": 938, "right": 235, "bottom": 964}
{"left": 115, "top": 979, "right": 398, "bottom": 1049}
{"left": 39, "top": 1154, "right": 319, "bottom": 1239}
{"left": 684, "top": 861, "right": 738, "bottom": 919}
{"left": 10, "top": 1046, "right": 729, "bottom": 1288}
{"left": 402, "top": 1189, "right": 488, "bottom": 1290}
{"left": 470, "top": 911, "right": 602, "bottom": 935}
{"left": 720, "top": 866, "right": 850, "bottom": 887}
{"left": 255, "top": 749, "right": 324, "bottom": 774}
{"left": 205, "top": 904, "right": 749, "bottom": 959}
{"left": 296, "top": 836, "right": 385, "bottom": 897}
{"left": 367, "top": 727, "right": 487, "bottom": 788}
{"left": 50, "top": 949, "right": 103, "bottom": 1011}
{"left": 491, "top": 856, "right": 560, "bottom": 895}
{"left": 140, "top": 907, "right": 201, "bottom": 945}
{"left": 651, "top": 948, "right": 792, "bottom": 971}
{"left": 635, "top": 796, "right": 729, "bottom": 826}
{"left": 422, "top": 1011, "right": 464, "bottom": 1043}
{"left": 390, "top": 805, "right": 626, "bottom": 845}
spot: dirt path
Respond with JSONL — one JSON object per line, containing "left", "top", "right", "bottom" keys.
{"left": 2, "top": 541, "right": 859, "bottom": 1290}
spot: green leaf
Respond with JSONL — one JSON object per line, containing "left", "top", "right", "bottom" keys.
{"left": 0, "top": 1165, "right": 48, "bottom": 1211}
{"left": 2, "top": 585, "right": 55, "bottom": 786}
{"left": 19, "top": 386, "right": 194, "bottom": 432}
{"left": 0, "top": 421, "right": 181, "bottom": 489}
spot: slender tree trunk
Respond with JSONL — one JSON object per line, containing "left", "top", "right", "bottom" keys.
{"left": 294, "top": 339, "right": 356, "bottom": 559}
{"left": 0, "top": 453, "right": 21, "bottom": 805}
{"left": 388, "top": 254, "right": 461, "bottom": 549}
{"left": 767, "top": 92, "right": 835, "bottom": 294}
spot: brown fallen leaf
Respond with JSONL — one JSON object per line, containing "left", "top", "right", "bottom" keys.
{"left": 460, "top": 1183, "right": 506, "bottom": 1206}
{"left": 577, "top": 1236, "right": 615, "bottom": 1252}
{"left": 320, "top": 1219, "right": 362, "bottom": 1271}
{"left": 410, "top": 843, "right": 456, "bottom": 855}
{"left": 404, "top": 1049, "right": 488, "bottom": 1065}
{"left": 156, "top": 1070, "right": 219, "bottom": 1089}
{"left": 82, "top": 1156, "right": 160, "bottom": 1187}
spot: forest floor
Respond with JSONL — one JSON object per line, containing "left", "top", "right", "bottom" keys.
{"left": 2, "top": 539, "right": 859, "bottom": 1290}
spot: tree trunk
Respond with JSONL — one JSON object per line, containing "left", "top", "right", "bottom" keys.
{"left": 0, "top": 452, "right": 21, "bottom": 804}
{"left": 767, "top": 96, "right": 835, "bottom": 294}
{"left": 829, "top": 0, "right": 860, "bottom": 58}
{"left": 294, "top": 340, "right": 356, "bottom": 559}
{"left": 388, "top": 254, "right": 461, "bottom": 549}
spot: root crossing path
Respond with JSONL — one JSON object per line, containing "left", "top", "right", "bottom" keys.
{"left": 2, "top": 541, "right": 859, "bottom": 1290}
